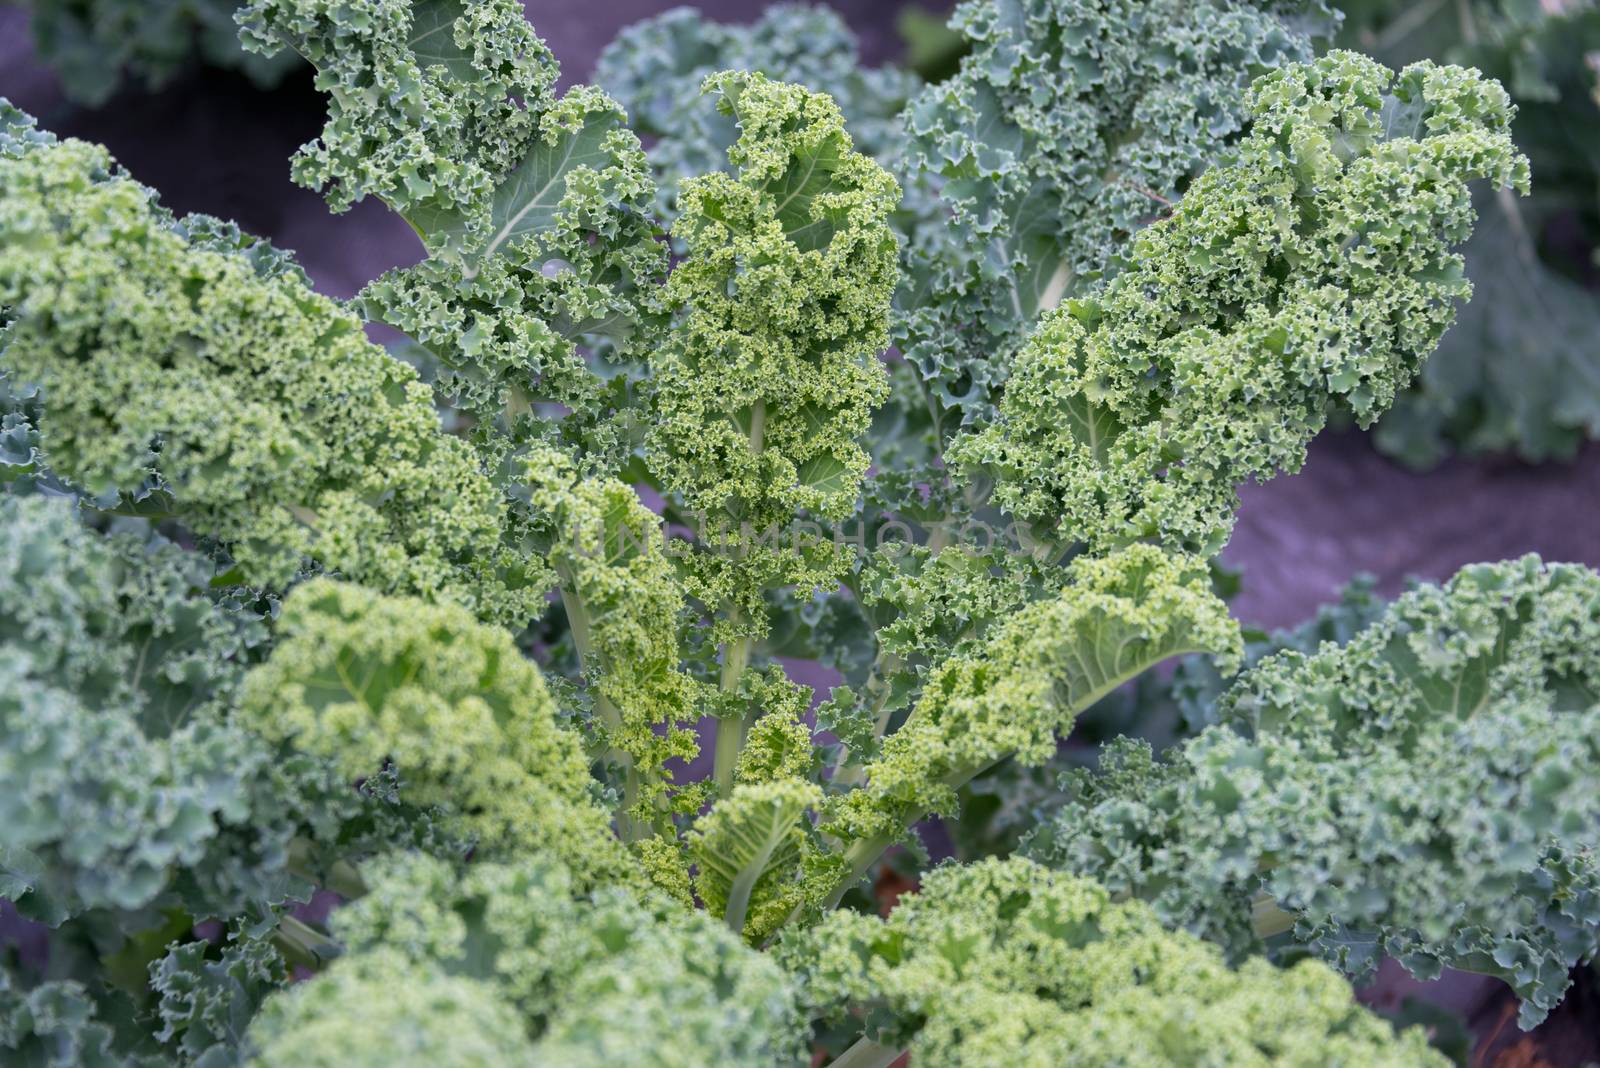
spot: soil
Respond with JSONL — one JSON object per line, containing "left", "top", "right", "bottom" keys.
{"left": 2, "top": 2, "right": 1597, "bottom": 1063}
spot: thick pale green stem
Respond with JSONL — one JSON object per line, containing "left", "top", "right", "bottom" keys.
{"left": 324, "top": 858, "right": 367, "bottom": 900}
{"left": 558, "top": 583, "right": 597, "bottom": 670}
{"left": 711, "top": 713, "right": 748, "bottom": 795}
{"left": 1037, "top": 258, "right": 1074, "bottom": 315}
{"left": 710, "top": 399, "right": 769, "bottom": 792}
{"left": 713, "top": 620, "right": 753, "bottom": 794}
{"left": 747, "top": 397, "right": 767, "bottom": 456}
{"left": 829, "top": 1036, "right": 905, "bottom": 1068}
{"left": 615, "top": 766, "right": 645, "bottom": 841}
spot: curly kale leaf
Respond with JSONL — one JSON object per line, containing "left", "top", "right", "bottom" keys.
{"left": 778, "top": 857, "right": 1448, "bottom": 1066}
{"left": 250, "top": 1, "right": 670, "bottom": 471}
{"left": 0, "top": 375, "right": 43, "bottom": 495}
{"left": 0, "top": 493, "right": 459, "bottom": 1067}
{"left": 0, "top": 494, "right": 448, "bottom": 925}
{"left": 692, "top": 779, "right": 824, "bottom": 943}
{"left": 0, "top": 492, "right": 264, "bottom": 920}
{"left": 646, "top": 70, "right": 900, "bottom": 641}
{"left": 950, "top": 53, "right": 1530, "bottom": 556}
{"left": 1376, "top": 188, "right": 1600, "bottom": 466}
{"left": 1027, "top": 555, "right": 1600, "bottom": 1027}
{"left": 819, "top": 545, "right": 1240, "bottom": 907}
{"left": 238, "top": 578, "right": 636, "bottom": 887}
{"left": 250, "top": 851, "right": 806, "bottom": 1067}
{"left": 0, "top": 98, "right": 55, "bottom": 159}
{"left": 247, "top": 947, "right": 536, "bottom": 1068}
{"left": 0, "top": 969, "right": 168, "bottom": 1068}
{"left": 525, "top": 442, "right": 706, "bottom": 831}
{"left": 239, "top": 0, "right": 560, "bottom": 259}
{"left": 896, "top": 0, "right": 1333, "bottom": 423}
{"left": 1339, "top": 0, "right": 1600, "bottom": 465}
{"left": 0, "top": 128, "right": 547, "bottom": 624}
{"left": 0, "top": 102, "right": 52, "bottom": 496}
{"left": 1139, "top": 572, "right": 1389, "bottom": 737}
{"left": 147, "top": 936, "right": 284, "bottom": 1065}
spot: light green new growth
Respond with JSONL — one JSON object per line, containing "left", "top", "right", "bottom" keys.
{"left": 0, "top": 137, "right": 545, "bottom": 625}
{"left": 265, "top": 851, "right": 808, "bottom": 1066}
{"left": 778, "top": 856, "right": 1447, "bottom": 1066}
{"left": 810, "top": 545, "right": 1043, "bottom": 791}
{"left": 239, "top": 579, "right": 635, "bottom": 886}
{"left": 641, "top": 69, "right": 900, "bottom": 796}
{"left": 1027, "top": 555, "right": 1600, "bottom": 1026}
{"left": 729, "top": 667, "right": 821, "bottom": 786}
{"left": 526, "top": 442, "right": 704, "bottom": 833}
{"left": 647, "top": 70, "right": 900, "bottom": 637}
{"left": 328, "top": 852, "right": 600, "bottom": 1031}
{"left": 951, "top": 52, "right": 1531, "bottom": 556}
{"left": 822, "top": 545, "right": 1240, "bottom": 904}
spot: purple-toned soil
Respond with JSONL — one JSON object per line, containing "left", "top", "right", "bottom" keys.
{"left": 2, "top": 2, "right": 1597, "bottom": 1063}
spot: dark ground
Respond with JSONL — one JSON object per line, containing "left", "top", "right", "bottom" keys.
{"left": 2, "top": 2, "right": 1598, "bottom": 1063}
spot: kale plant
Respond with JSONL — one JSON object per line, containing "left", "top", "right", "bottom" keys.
{"left": 3, "top": 1, "right": 1593, "bottom": 1065}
